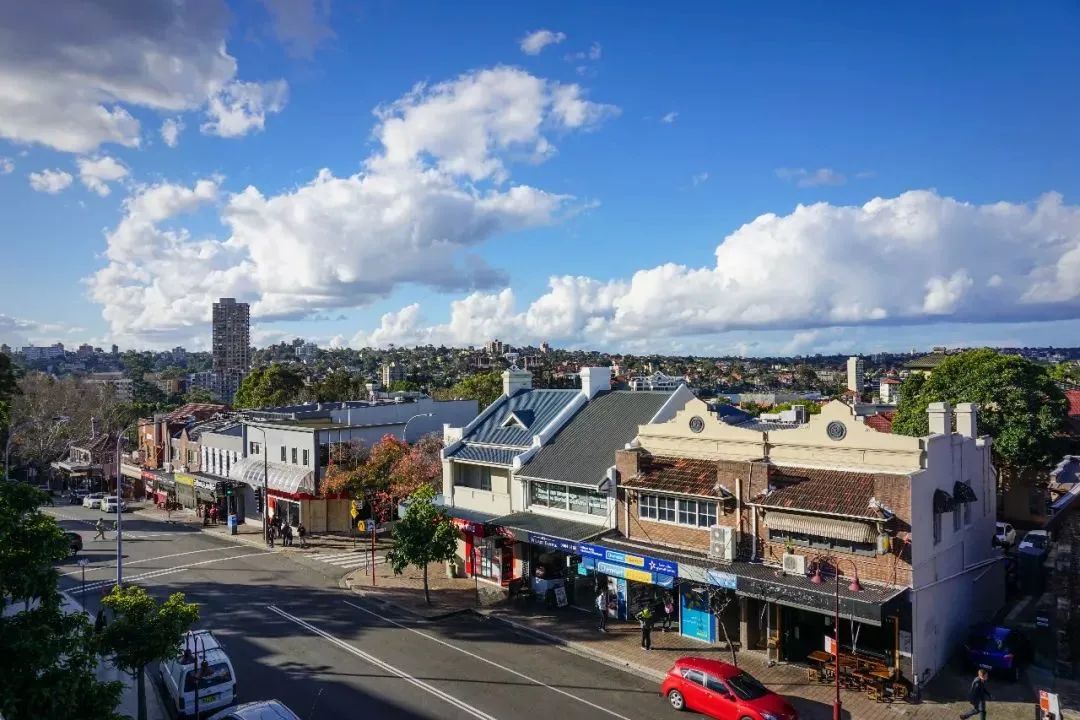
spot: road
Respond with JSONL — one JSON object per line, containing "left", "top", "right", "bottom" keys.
{"left": 47, "top": 504, "right": 669, "bottom": 720}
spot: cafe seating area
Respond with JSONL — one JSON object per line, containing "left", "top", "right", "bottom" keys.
{"left": 806, "top": 650, "right": 912, "bottom": 703}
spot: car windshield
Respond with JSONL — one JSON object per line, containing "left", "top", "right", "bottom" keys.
{"left": 1024, "top": 535, "right": 1046, "bottom": 548}
{"left": 183, "top": 662, "right": 232, "bottom": 692}
{"left": 725, "top": 672, "right": 768, "bottom": 700}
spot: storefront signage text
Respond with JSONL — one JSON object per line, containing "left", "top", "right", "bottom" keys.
{"left": 594, "top": 560, "right": 675, "bottom": 588}
{"left": 174, "top": 472, "right": 195, "bottom": 486}
{"left": 451, "top": 518, "right": 486, "bottom": 536}
{"left": 141, "top": 470, "right": 157, "bottom": 481}
{"left": 705, "top": 569, "right": 737, "bottom": 589}
{"left": 577, "top": 543, "right": 678, "bottom": 577}
{"left": 194, "top": 477, "right": 216, "bottom": 492}
{"left": 528, "top": 533, "right": 578, "bottom": 553}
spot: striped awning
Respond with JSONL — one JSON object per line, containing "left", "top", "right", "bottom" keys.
{"left": 230, "top": 456, "right": 315, "bottom": 495}
{"left": 764, "top": 510, "right": 877, "bottom": 544}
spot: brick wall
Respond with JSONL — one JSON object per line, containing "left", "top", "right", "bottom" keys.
{"left": 759, "top": 539, "right": 912, "bottom": 586}
{"left": 617, "top": 491, "right": 713, "bottom": 551}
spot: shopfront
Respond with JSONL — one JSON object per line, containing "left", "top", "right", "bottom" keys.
{"left": 577, "top": 542, "right": 677, "bottom": 621}
{"left": 174, "top": 472, "right": 197, "bottom": 509}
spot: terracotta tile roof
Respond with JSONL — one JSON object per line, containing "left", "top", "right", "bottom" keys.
{"left": 753, "top": 466, "right": 903, "bottom": 519}
{"left": 1067, "top": 390, "right": 1080, "bottom": 418}
{"left": 623, "top": 455, "right": 741, "bottom": 498}
{"left": 864, "top": 410, "right": 896, "bottom": 434}
{"left": 163, "top": 402, "right": 228, "bottom": 423}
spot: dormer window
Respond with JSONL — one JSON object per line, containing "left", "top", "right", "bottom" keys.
{"left": 501, "top": 410, "right": 534, "bottom": 430}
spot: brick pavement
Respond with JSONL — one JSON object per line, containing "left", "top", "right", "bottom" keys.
{"left": 345, "top": 561, "right": 1059, "bottom": 720}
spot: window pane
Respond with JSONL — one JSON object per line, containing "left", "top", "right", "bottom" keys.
{"left": 588, "top": 491, "right": 607, "bottom": 516}
{"left": 568, "top": 487, "right": 588, "bottom": 514}
{"left": 480, "top": 468, "right": 492, "bottom": 492}
{"left": 658, "top": 496, "right": 677, "bottom": 522}
{"left": 531, "top": 481, "right": 549, "bottom": 507}
{"left": 679, "top": 499, "right": 696, "bottom": 525}
{"left": 548, "top": 483, "right": 567, "bottom": 509}
{"left": 701, "top": 502, "right": 718, "bottom": 527}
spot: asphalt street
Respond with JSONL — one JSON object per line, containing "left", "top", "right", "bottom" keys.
{"left": 47, "top": 504, "right": 670, "bottom": 720}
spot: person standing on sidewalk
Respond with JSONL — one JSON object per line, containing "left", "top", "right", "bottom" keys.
{"left": 297, "top": 522, "right": 307, "bottom": 548}
{"left": 636, "top": 605, "right": 655, "bottom": 651}
{"left": 960, "top": 667, "right": 991, "bottom": 720}
{"left": 267, "top": 524, "right": 276, "bottom": 548}
{"left": 661, "top": 593, "right": 675, "bottom": 632}
{"left": 596, "top": 590, "right": 609, "bottom": 632}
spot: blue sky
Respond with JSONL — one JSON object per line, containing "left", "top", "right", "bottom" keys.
{"left": 2, "top": 1, "right": 1079, "bottom": 355}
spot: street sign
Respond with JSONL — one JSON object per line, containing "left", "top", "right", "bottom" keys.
{"left": 357, "top": 519, "right": 375, "bottom": 532}
{"left": 350, "top": 501, "right": 360, "bottom": 519}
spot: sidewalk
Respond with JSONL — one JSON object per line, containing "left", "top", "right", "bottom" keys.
{"left": 344, "top": 561, "right": 1061, "bottom": 720}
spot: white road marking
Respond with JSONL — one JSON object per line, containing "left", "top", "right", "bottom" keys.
{"left": 267, "top": 605, "right": 501, "bottom": 720}
{"left": 59, "top": 546, "right": 240, "bottom": 577}
{"left": 344, "top": 600, "right": 636, "bottom": 720}
{"left": 71, "top": 551, "right": 271, "bottom": 595}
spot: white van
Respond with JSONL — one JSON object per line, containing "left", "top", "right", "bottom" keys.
{"left": 159, "top": 630, "right": 237, "bottom": 719}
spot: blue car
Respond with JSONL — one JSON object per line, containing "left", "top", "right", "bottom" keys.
{"left": 963, "top": 625, "right": 1031, "bottom": 680}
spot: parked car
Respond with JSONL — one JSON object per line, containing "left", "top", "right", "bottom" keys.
{"left": 82, "top": 493, "right": 107, "bottom": 509}
{"left": 208, "top": 700, "right": 300, "bottom": 720}
{"left": 963, "top": 625, "right": 1032, "bottom": 680}
{"left": 66, "top": 532, "right": 83, "bottom": 555}
{"left": 1017, "top": 530, "right": 1050, "bottom": 557}
{"left": 69, "top": 489, "right": 90, "bottom": 505}
{"left": 994, "top": 522, "right": 1016, "bottom": 548}
{"left": 100, "top": 496, "right": 128, "bottom": 513}
{"left": 660, "top": 657, "right": 798, "bottom": 720}
{"left": 159, "top": 630, "right": 237, "bottom": 719}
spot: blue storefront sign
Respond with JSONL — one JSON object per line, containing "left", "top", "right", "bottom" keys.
{"left": 577, "top": 542, "right": 678, "bottom": 577}
{"left": 528, "top": 532, "right": 578, "bottom": 553}
{"left": 594, "top": 560, "right": 675, "bottom": 589}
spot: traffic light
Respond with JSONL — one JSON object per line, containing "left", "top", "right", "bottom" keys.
{"left": 225, "top": 486, "right": 233, "bottom": 497}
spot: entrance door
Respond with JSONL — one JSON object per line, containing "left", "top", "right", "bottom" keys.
{"left": 680, "top": 586, "right": 715, "bottom": 642}
{"left": 781, "top": 606, "right": 824, "bottom": 661}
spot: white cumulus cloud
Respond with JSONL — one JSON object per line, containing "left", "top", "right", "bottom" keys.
{"left": 77, "top": 155, "right": 129, "bottom": 196}
{"left": 29, "top": 168, "right": 73, "bottom": 194}
{"left": 352, "top": 190, "right": 1080, "bottom": 348}
{"left": 0, "top": 0, "right": 286, "bottom": 154}
{"left": 160, "top": 118, "right": 185, "bottom": 148}
{"left": 519, "top": 29, "right": 566, "bottom": 55}
{"left": 0, "top": 157, "right": 13, "bottom": 174}
{"left": 201, "top": 80, "right": 289, "bottom": 138}
{"left": 87, "top": 66, "right": 617, "bottom": 346}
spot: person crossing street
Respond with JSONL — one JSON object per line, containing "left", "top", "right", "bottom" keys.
{"left": 960, "top": 667, "right": 992, "bottom": 720}
{"left": 93, "top": 517, "right": 108, "bottom": 541}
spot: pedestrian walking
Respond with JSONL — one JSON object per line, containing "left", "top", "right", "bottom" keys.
{"left": 297, "top": 522, "right": 307, "bottom": 548}
{"left": 960, "top": 667, "right": 991, "bottom": 720}
{"left": 283, "top": 523, "right": 293, "bottom": 547}
{"left": 661, "top": 593, "right": 675, "bottom": 632}
{"left": 93, "top": 518, "right": 107, "bottom": 541}
{"left": 636, "top": 605, "right": 655, "bottom": 651}
{"left": 596, "top": 590, "right": 609, "bottom": 632}
{"left": 267, "top": 524, "right": 276, "bottom": 548}
{"left": 209, "top": 504, "right": 219, "bottom": 525}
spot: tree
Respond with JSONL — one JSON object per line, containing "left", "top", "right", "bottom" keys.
{"left": 0, "top": 482, "right": 123, "bottom": 719}
{"left": 233, "top": 364, "right": 306, "bottom": 409}
{"left": 1049, "top": 361, "right": 1080, "bottom": 388}
{"left": 0, "top": 351, "right": 19, "bottom": 431}
{"left": 435, "top": 370, "right": 502, "bottom": 408}
{"left": 893, "top": 349, "right": 1069, "bottom": 488}
{"left": 770, "top": 400, "right": 822, "bottom": 415}
{"left": 183, "top": 387, "right": 219, "bottom": 404}
{"left": 385, "top": 485, "right": 458, "bottom": 605}
{"left": 310, "top": 370, "right": 361, "bottom": 402}
{"left": 100, "top": 586, "right": 199, "bottom": 720}
{"left": 388, "top": 379, "right": 421, "bottom": 393}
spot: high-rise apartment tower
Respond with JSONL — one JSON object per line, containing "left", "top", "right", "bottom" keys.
{"left": 212, "top": 298, "right": 250, "bottom": 372}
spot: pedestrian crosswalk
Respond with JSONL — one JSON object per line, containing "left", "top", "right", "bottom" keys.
{"left": 307, "top": 550, "right": 388, "bottom": 571}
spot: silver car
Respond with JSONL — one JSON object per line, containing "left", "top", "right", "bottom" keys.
{"left": 82, "top": 493, "right": 106, "bottom": 509}
{"left": 207, "top": 700, "right": 301, "bottom": 720}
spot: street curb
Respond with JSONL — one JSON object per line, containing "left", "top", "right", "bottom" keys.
{"left": 336, "top": 574, "right": 666, "bottom": 682}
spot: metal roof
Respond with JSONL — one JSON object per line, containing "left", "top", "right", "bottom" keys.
{"left": 230, "top": 456, "right": 315, "bottom": 495}
{"left": 490, "top": 511, "right": 606, "bottom": 542}
{"left": 447, "top": 444, "right": 521, "bottom": 466}
{"left": 460, "top": 389, "right": 580, "bottom": 448}
{"left": 520, "top": 391, "right": 671, "bottom": 486}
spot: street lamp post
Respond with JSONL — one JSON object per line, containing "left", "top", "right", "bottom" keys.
{"left": 114, "top": 422, "right": 139, "bottom": 587}
{"left": 400, "top": 413, "right": 434, "bottom": 442}
{"left": 250, "top": 426, "right": 270, "bottom": 547}
{"left": 811, "top": 556, "right": 862, "bottom": 720}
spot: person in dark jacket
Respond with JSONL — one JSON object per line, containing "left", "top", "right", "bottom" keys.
{"left": 960, "top": 667, "right": 991, "bottom": 719}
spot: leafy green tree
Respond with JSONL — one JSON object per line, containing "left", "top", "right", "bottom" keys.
{"left": 100, "top": 586, "right": 199, "bottom": 720}
{"left": 1049, "top": 361, "right": 1080, "bottom": 388}
{"left": 311, "top": 370, "right": 360, "bottom": 402}
{"left": 437, "top": 371, "right": 502, "bottom": 408}
{"left": 183, "top": 387, "right": 219, "bottom": 404}
{"left": 0, "top": 351, "right": 19, "bottom": 431}
{"left": 233, "top": 364, "right": 306, "bottom": 409}
{"left": 770, "top": 400, "right": 822, "bottom": 415}
{"left": 0, "top": 482, "right": 123, "bottom": 719}
{"left": 388, "top": 379, "right": 421, "bottom": 393}
{"left": 893, "top": 349, "right": 1068, "bottom": 488}
{"left": 385, "top": 485, "right": 458, "bottom": 605}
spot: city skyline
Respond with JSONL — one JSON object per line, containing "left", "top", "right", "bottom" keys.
{"left": 2, "top": 3, "right": 1080, "bottom": 357}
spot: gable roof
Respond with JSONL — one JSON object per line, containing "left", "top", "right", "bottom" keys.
{"left": 163, "top": 402, "right": 228, "bottom": 423}
{"left": 864, "top": 411, "right": 896, "bottom": 434}
{"left": 455, "top": 389, "right": 579, "bottom": 449}
{"left": 1066, "top": 389, "right": 1080, "bottom": 418}
{"left": 520, "top": 391, "right": 671, "bottom": 485}
{"left": 751, "top": 465, "right": 903, "bottom": 520}
{"left": 621, "top": 455, "right": 744, "bottom": 498}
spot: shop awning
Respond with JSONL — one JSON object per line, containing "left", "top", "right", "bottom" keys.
{"left": 488, "top": 511, "right": 606, "bottom": 544}
{"left": 440, "top": 505, "right": 500, "bottom": 536}
{"left": 763, "top": 510, "right": 877, "bottom": 544}
{"left": 230, "top": 456, "right": 315, "bottom": 495}
{"left": 953, "top": 481, "right": 977, "bottom": 504}
{"left": 51, "top": 460, "right": 98, "bottom": 474}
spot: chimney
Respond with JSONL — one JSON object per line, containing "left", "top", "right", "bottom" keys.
{"left": 579, "top": 366, "right": 612, "bottom": 400}
{"left": 955, "top": 402, "right": 978, "bottom": 438}
{"left": 502, "top": 368, "right": 532, "bottom": 397}
{"left": 927, "top": 401, "right": 953, "bottom": 435}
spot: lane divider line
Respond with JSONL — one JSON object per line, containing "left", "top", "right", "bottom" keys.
{"left": 343, "top": 600, "right": 636, "bottom": 720}
{"left": 59, "top": 546, "right": 242, "bottom": 577}
{"left": 71, "top": 551, "right": 271, "bottom": 595}
{"left": 267, "top": 605, "right": 501, "bottom": 720}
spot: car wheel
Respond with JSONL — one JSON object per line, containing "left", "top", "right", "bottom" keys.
{"left": 667, "top": 689, "right": 685, "bottom": 711}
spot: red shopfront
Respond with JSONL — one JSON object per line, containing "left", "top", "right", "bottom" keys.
{"left": 454, "top": 517, "right": 514, "bottom": 586}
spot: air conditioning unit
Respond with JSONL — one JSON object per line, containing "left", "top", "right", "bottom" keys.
{"left": 782, "top": 552, "right": 806, "bottom": 576}
{"left": 709, "top": 525, "right": 736, "bottom": 562}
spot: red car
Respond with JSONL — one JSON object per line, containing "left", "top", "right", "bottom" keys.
{"left": 660, "top": 657, "right": 798, "bottom": 720}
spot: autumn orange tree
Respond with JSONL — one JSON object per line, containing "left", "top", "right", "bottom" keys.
{"left": 322, "top": 434, "right": 443, "bottom": 523}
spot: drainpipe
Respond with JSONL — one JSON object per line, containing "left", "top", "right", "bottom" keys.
{"left": 751, "top": 507, "right": 759, "bottom": 562}
{"left": 624, "top": 488, "right": 631, "bottom": 541}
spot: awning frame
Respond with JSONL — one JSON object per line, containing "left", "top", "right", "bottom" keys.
{"left": 763, "top": 510, "right": 878, "bottom": 544}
